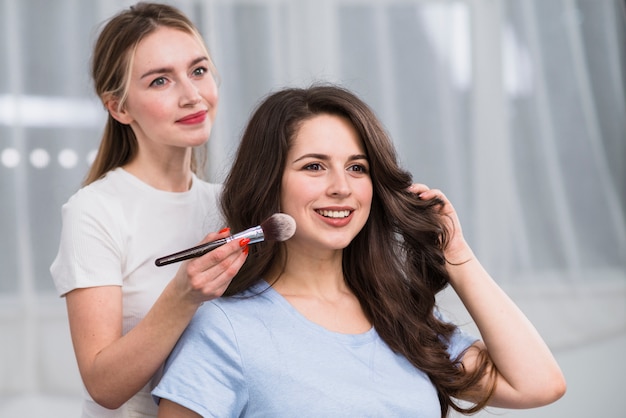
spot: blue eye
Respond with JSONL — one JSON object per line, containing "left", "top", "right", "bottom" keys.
{"left": 193, "top": 67, "right": 207, "bottom": 77}
{"left": 150, "top": 77, "right": 167, "bottom": 87}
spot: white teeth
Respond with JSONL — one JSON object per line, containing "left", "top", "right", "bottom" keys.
{"left": 317, "top": 210, "right": 350, "bottom": 218}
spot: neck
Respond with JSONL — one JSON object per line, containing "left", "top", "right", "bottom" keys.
{"left": 123, "top": 149, "right": 194, "bottom": 192}
{"left": 269, "top": 248, "right": 348, "bottom": 297}
{"left": 268, "top": 246, "right": 371, "bottom": 334}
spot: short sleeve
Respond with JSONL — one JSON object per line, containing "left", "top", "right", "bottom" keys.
{"left": 152, "top": 302, "right": 248, "bottom": 417}
{"left": 49, "top": 188, "right": 124, "bottom": 296}
{"left": 435, "top": 309, "right": 479, "bottom": 360}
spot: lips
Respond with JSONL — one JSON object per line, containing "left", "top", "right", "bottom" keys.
{"left": 177, "top": 111, "right": 207, "bottom": 124}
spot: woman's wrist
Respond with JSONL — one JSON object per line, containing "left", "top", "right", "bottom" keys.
{"left": 164, "top": 278, "right": 204, "bottom": 313}
{"left": 444, "top": 240, "right": 475, "bottom": 266}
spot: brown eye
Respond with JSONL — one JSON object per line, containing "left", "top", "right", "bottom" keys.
{"left": 304, "top": 163, "right": 322, "bottom": 171}
{"left": 348, "top": 164, "right": 368, "bottom": 173}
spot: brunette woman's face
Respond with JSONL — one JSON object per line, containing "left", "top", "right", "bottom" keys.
{"left": 113, "top": 26, "right": 218, "bottom": 152}
{"left": 280, "top": 114, "right": 373, "bottom": 254}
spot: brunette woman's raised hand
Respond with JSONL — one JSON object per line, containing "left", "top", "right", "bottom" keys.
{"left": 408, "top": 183, "right": 566, "bottom": 408}
{"left": 408, "top": 183, "right": 473, "bottom": 265}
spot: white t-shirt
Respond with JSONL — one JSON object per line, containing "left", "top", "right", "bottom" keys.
{"left": 50, "top": 167, "right": 223, "bottom": 418}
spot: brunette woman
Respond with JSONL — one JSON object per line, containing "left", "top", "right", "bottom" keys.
{"left": 154, "top": 84, "right": 566, "bottom": 417}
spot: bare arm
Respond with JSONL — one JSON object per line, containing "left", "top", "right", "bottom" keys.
{"left": 66, "top": 232, "right": 248, "bottom": 409}
{"left": 447, "top": 256, "right": 566, "bottom": 408}
{"left": 413, "top": 184, "right": 566, "bottom": 408}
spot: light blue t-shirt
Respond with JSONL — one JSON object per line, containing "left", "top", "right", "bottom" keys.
{"left": 152, "top": 281, "right": 477, "bottom": 417}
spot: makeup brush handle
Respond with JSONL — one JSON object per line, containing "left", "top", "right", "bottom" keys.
{"left": 155, "top": 238, "right": 227, "bottom": 266}
{"left": 155, "top": 226, "right": 264, "bottom": 267}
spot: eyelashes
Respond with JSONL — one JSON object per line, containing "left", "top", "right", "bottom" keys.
{"left": 302, "top": 162, "right": 369, "bottom": 174}
{"left": 148, "top": 66, "right": 210, "bottom": 88}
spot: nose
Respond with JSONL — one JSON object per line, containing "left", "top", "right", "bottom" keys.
{"left": 327, "top": 170, "right": 351, "bottom": 197}
{"left": 179, "top": 78, "right": 202, "bottom": 107}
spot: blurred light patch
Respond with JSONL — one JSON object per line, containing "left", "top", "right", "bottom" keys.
{"left": 58, "top": 149, "right": 79, "bottom": 168}
{"left": 30, "top": 148, "right": 50, "bottom": 168}
{"left": 1, "top": 148, "right": 20, "bottom": 167}
{"left": 419, "top": 2, "right": 471, "bottom": 90}
{"left": 0, "top": 94, "right": 103, "bottom": 127}
{"left": 503, "top": 24, "right": 534, "bottom": 97}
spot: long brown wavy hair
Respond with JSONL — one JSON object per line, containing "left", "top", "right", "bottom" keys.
{"left": 221, "top": 84, "right": 496, "bottom": 416}
{"left": 84, "top": 2, "right": 216, "bottom": 185}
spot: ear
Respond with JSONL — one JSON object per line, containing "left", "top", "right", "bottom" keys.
{"left": 105, "top": 96, "right": 134, "bottom": 125}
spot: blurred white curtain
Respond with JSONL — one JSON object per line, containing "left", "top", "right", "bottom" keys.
{"left": 1, "top": 0, "right": 624, "bottom": 411}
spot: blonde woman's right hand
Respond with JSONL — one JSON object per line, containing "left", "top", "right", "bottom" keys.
{"left": 174, "top": 228, "right": 249, "bottom": 305}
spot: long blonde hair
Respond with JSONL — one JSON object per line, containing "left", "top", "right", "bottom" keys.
{"left": 85, "top": 2, "right": 216, "bottom": 185}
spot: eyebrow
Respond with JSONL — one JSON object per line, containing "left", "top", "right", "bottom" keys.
{"left": 140, "top": 56, "right": 209, "bottom": 80}
{"left": 292, "top": 153, "right": 368, "bottom": 163}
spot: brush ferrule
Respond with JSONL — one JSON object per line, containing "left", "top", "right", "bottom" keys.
{"left": 227, "top": 225, "right": 265, "bottom": 244}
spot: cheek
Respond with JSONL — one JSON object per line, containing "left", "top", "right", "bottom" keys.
{"left": 126, "top": 97, "right": 167, "bottom": 122}
{"left": 201, "top": 79, "right": 219, "bottom": 105}
{"left": 357, "top": 180, "right": 374, "bottom": 205}
{"left": 146, "top": 98, "right": 171, "bottom": 119}
{"left": 281, "top": 178, "right": 317, "bottom": 213}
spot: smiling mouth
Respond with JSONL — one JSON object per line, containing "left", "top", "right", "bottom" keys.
{"left": 178, "top": 111, "right": 207, "bottom": 123}
{"left": 316, "top": 209, "right": 351, "bottom": 218}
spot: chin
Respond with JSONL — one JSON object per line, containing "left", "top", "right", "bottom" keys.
{"left": 328, "top": 240, "right": 355, "bottom": 251}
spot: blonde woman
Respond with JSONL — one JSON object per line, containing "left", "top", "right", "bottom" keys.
{"left": 50, "top": 3, "right": 248, "bottom": 417}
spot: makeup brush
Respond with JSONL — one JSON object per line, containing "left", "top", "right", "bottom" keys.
{"left": 155, "top": 213, "right": 296, "bottom": 267}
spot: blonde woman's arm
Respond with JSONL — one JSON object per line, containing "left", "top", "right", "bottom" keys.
{"left": 66, "top": 234, "right": 247, "bottom": 409}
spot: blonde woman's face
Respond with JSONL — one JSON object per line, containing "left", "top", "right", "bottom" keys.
{"left": 112, "top": 26, "right": 218, "bottom": 154}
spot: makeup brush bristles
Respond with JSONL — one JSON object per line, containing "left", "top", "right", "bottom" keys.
{"left": 260, "top": 213, "right": 296, "bottom": 242}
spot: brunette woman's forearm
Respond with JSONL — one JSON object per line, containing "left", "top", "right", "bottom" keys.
{"left": 447, "top": 254, "right": 566, "bottom": 407}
